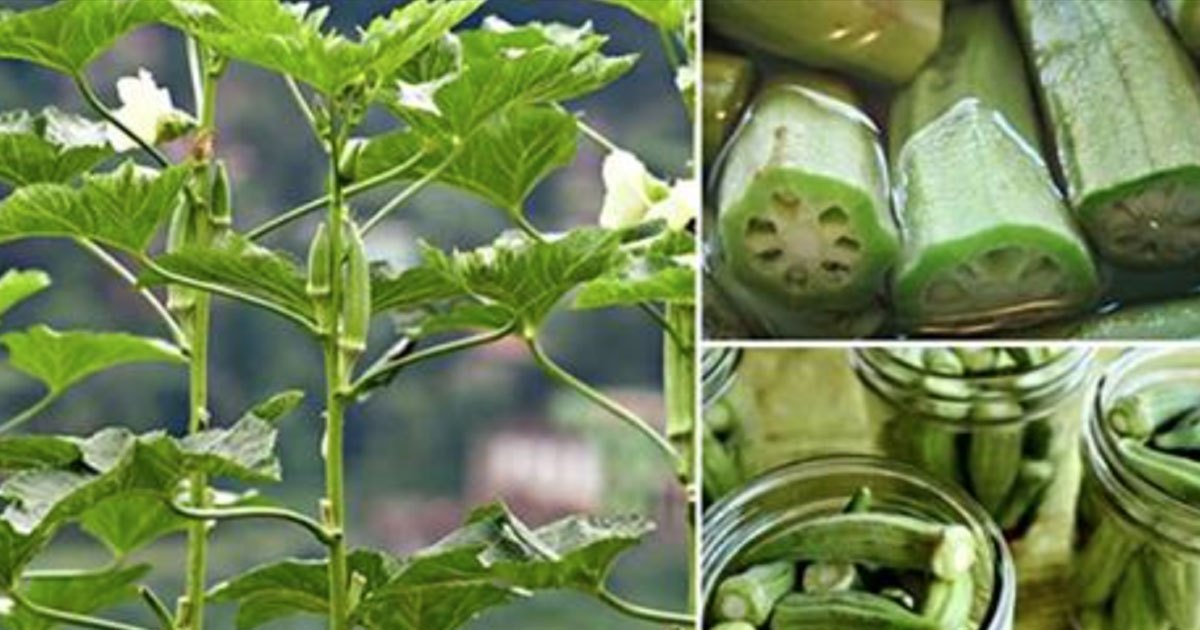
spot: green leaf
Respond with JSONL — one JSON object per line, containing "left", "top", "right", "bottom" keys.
{"left": 243, "top": 390, "right": 305, "bottom": 425}
{"left": 0, "top": 108, "right": 112, "bottom": 187}
{"left": 421, "top": 229, "right": 623, "bottom": 333}
{"left": 595, "top": 0, "right": 690, "bottom": 29}
{"left": 209, "top": 550, "right": 401, "bottom": 630}
{"left": 0, "top": 436, "right": 80, "bottom": 471}
{"left": 0, "top": 414, "right": 281, "bottom": 584}
{"left": 78, "top": 494, "right": 187, "bottom": 558}
{"left": 0, "top": 162, "right": 188, "bottom": 254}
{"left": 385, "top": 18, "right": 636, "bottom": 136}
{"left": 0, "top": 269, "right": 50, "bottom": 325}
{"left": 357, "top": 502, "right": 652, "bottom": 630}
{"left": 141, "top": 234, "right": 316, "bottom": 327}
{"left": 355, "top": 105, "right": 579, "bottom": 211}
{"left": 0, "top": 0, "right": 170, "bottom": 74}
{"left": 1, "top": 564, "right": 150, "bottom": 630}
{"left": 167, "top": 0, "right": 481, "bottom": 96}
{"left": 0, "top": 325, "right": 186, "bottom": 395}
{"left": 573, "top": 231, "right": 696, "bottom": 309}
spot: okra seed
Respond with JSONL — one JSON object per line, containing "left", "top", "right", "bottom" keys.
{"left": 772, "top": 190, "right": 800, "bottom": 209}
{"left": 818, "top": 206, "right": 850, "bottom": 226}
{"left": 785, "top": 265, "right": 808, "bottom": 286}
{"left": 834, "top": 236, "right": 861, "bottom": 253}
{"left": 756, "top": 248, "right": 784, "bottom": 263}
{"left": 746, "top": 217, "right": 778, "bottom": 234}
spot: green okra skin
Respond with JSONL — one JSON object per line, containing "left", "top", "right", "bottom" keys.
{"left": 1108, "top": 384, "right": 1200, "bottom": 438}
{"left": 1152, "top": 408, "right": 1200, "bottom": 452}
{"left": 703, "top": 51, "right": 755, "bottom": 166}
{"left": 967, "top": 426, "right": 1023, "bottom": 514}
{"left": 1076, "top": 607, "right": 1109, "bottom": 630}
{"left": 996, "top": 460, "right": 1054, "bottom": 532}
{"left": 1015, "top": 0, "right": 1200, "bottom": 269}
{"left": 712, "top": 561, "right": 796, "bottom": 625}
{"left": 802, "top": 562, "right": 860, "bottom": 594}
{"left": 909, "top": 423, "right": 965, "bottom": 488}
{"left": 704, "top": 0, "right": 944, "bottom": 85}
{"left": 703, "top": 424, "right": 742, "bottom": 502}
{"left": 888, "top": 2, "right": 1098, "bottom": 333}
{"left": 922, "top": 349, "right": 965, "bottom": 377}
{"left": 1112, "top": 553, "right": 1169, "bottom": 630}
{"left": 716, "top": 75, "right": 897, "bottom": 315}
{"left": 1026, "top": 295, "right": 1200, "bottom": 340}
{"left": 1162, "top": 0, "right": 1200, "bottom": 56}
{"left": 1147, "top": 548, "right": 1200, "bottom": 630}
{"left": 710, "top": 622, "right": 756, "bottom": 630}
{"left": 165, "top": 200, "right": 198, "bottom": 318}
{"left": 1117, "top": 438, "right": 1200, "bottom": 503}
{"left": 1075, "top": 516, "right": 1141, "bottom": 606}
{"left": 952, "top": 348, "right": 998, "bottom": 374}
{"left": 920, "top": 573, "right": 974, "bottom": 630}
{"left": 742, "top": 513, "right": 976, "bottom": 580}
{"left": 769, "top": 592, "right": 942, "bottom": 630}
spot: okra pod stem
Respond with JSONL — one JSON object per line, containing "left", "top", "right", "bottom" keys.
{"left": 742, "top": 513, "right": 976, "bottom": 580}
{"left": 712, "top": 561, "right": 795, "bottom": 625}
{"left": 1117, "top": 438, "right": 1200, "bottom": 503}
{"left": 920, "top": 574, "right": 974, "bottom": 630}
{"left": 1109, "top": 384, "right": 1200, "bottom": 439}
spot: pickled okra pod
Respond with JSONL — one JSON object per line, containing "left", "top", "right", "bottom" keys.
{"left": 715, "top": 74, "right": 897, "bottom": 337}
{"left": 1109, "top": 383, "right": 1200, "bottom": 439}
{"left": 703, "top": 51, "right": 754, "bottom": 165}
{"left": 703, "top": 0, "right": 944, "bottom": 85}
{"left": 1111, "top": 554, "right": 1168, "bottom": 630}
{"left": 710, "top": 623, "right": 755, "bottom": 630}
{"left": 712, "top": 561, "right": 795, "bottom": 625}
{"left": 889, "top": 3, "right": 1098, "bottom": 332}
{"left": 1148, "top": 548, "right": 1200, "bottom": 629}
{"left": 1015, "top": 0, "right": 1200, "bottom": 269}
{"left": 770, "top": 592, "right": 942, "bottom": 630}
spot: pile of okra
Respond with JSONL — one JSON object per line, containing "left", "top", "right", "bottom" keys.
{"left": 1074, "top": 382, "right": 1200, "bottom": 630}
{"left": 708, "top": 487, "right": 983, "bottom": 630}
{"left": 704, "top": 0, "right": 1200, "bottom": 339}
{"left": 879, "top": 347, "right": 1069, "bottom": 535}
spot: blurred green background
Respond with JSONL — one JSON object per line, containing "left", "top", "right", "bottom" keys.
{"left": 0, "top": 1, "right": 692, "bottom": 628}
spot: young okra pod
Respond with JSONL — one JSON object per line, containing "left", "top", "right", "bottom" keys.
{"left": 769, "top": 592, "right": 942, "bottom": 630}
{"left": 165, "top": 200, "right": 198, "bottom": 318}
{"left": 209, "top": 160, "right": 232, "bottom": 233}
{"left": 1015, "top": 0, "right": 1200, "bottom": 269}
{"left": 703, "top": 51, "right": 754, "bottom": 165}
{"left": 340, "top": 220, "right": 371, "bottom": 362}
{"left": 704, "top": 0, "right": 944, "bottom": 85}
{"left": 889, "top": 3, "right": 1098, "bottom": 333}
{"left": 714, "top": 74, "right": 897, "bottom": 336}
{"left": 712, "top": 561, "right": 795, "bottom": 625}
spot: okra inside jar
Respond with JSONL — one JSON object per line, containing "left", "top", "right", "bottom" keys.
{"left": 1075, "top": 349, "right": 1200, "bottom": 630}
{"left": 703, "top": 348, "right": 746, "bottom": 503}
{"left": 851, "top": 347, "right": 1097, "bottom": 539}
{"left": 702, "top": 456, "right": 1015, "bottom": 630}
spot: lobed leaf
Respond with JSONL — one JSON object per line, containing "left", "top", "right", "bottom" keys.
{"left": 78, "top": 493, "right": 187, "bottom": 558}
{"left": 0, "top": 162, "right": 188, "bottom": 254}
{"left": 0, "top": 0, "right": 170, "bottom": 74}
{"left": 0, "top": 564, "right": 150, "bottom": 630}
{"left": 142, "top": 234, "right": 316, "bottom": 327}
{"left": 0, "top": 269, "right": 50, "bottom": 325}
{"left": 421, "top": 228, "right": 624, "bottom": 333}
{"left": 0, "top": 325, "right": 186, "bottom": 395}
{"left": 0, "top": 108, "right": 112, "bottom": 187}
{"left": 166, "top": 0, "right": 481, "bottom": 96}
{"left": 354, "top": 105, "right": 579, "bottom": 211}
{"left": 574, "top": 230, "right": 696, "bottom": 310}
{"left": 0, "top": 436, "right": 80, "bottom": 471}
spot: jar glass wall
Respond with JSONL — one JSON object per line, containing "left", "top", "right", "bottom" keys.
{"left": 702, "top": 456, "right": 1016, "bottom": 630}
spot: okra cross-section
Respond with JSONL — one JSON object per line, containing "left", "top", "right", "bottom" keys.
{"left": 1015, "top": 0, "right": 1200, "bottom": 269}
{"left": 717, "top": 79, "right": 898, "bottom": 315}
{"left": 889, "top": 100, "right": 1098, "bottom": 333}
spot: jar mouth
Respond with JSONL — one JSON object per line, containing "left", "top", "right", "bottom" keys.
{"left": 852, "top": 347, "right": 1096, "bottom": 426}
{"left": 701, "top": 455, "right": 1016, "bottom": 629}
{"left": 1086, "top": 348, "right": 1200, "bottom": 550}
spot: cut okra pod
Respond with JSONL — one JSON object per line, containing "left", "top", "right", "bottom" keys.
{"left": 1117, "top": 438, "right": 1200, "bottom": 503}
{"left": 1147, "top": 549, "right": 1200, "bottom": 630}
{"left": 920, "top": 574, "right": 974, "bottom": 630}
{"left": 715, "top": 75, "right": 897, "bottom": 317}
{"left": 769, "top": 592, "right": 942, "bottom": 630}
{"left": 967, "top": 427, "right": 1023, "bottom": 514}
{"left": 703, "top": 424, "right": 742, "bottom": 502}
{"left": 703, "top": 51, "right": 754, "bottom": 165}
{"left": 1075, "top": 516, "right": 1142, "bottom": 606}
{"left": 743, "top": 513, "right": 976, "bottom": 580}
{"left": 1112, "top": 553, "right": 1168, "bottom": 630}
{"left": 1108, "top": 383, "right": 1200, "bottom": 439}
{"left": 1015, "top": 0, "right": 1200, "bottom": 269}
{"left": 802, "top": 562, "right": 860, "bottom": 594}
{"left": 996, "top": 460, "right": 1054, "bottom": 532}
{"left": 712, "top": 561, "right": 795, "bottom": 625}
{"left": 704, "top": 0, "right": 944, "bottom": 85}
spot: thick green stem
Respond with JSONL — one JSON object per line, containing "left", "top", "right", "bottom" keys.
{"left": 323, "top": 123, "right": 351, "bottom": 630}
{"left": 0, "top": 392, "right": 59, "bottom": 434}
{"left": 182, "top": 42, "right": 221, "bottom": 630}
{"left": 527, "top": 336, "right": 682, "bottom": 471}
{"left": 664, "top": 303, "right": 696, "bottom": 616}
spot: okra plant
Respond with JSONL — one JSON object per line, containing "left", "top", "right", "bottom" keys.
{"left": 0, "top": 0, "right": 697, "bottom": 629}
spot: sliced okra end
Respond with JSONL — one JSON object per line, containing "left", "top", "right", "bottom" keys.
{"left": 1086, "top": 173, "right": 1200, "bottom": 268}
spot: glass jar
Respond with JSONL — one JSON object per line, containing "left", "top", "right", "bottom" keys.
{"left": 702, "top": 348, "right": 744, "bottom": 502}
{"left": 851, "top": 348, "right": 1097, "bottom": 543}
{"left": 1074, "top": 349, "right": 1200, "bottom": 630}
{"left": 702, "top": 456, "right": 1016, "bottom": 629}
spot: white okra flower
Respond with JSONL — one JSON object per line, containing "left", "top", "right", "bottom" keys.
{"left": 598, "top": 148, "right": 672, "bottom": 230}
{"left": 106, "top": 68, "right": 194, "bottom": 152}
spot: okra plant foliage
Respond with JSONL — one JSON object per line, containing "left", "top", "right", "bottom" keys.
{"left": 0, "top": 1, "right": 696, "bottom": 629}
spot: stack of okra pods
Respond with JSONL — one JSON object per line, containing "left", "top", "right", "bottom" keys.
{"left": 709, "top": 488, "right": 983, "bottom": 630}
{"left": 704, "top": 0, "right": 1200, "bottom": 339}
